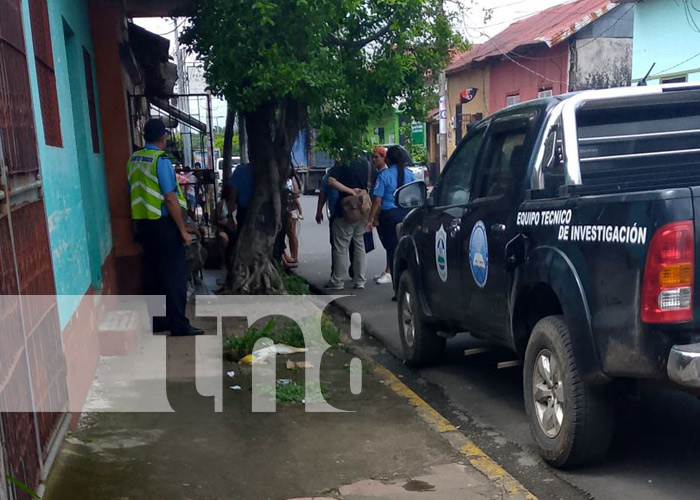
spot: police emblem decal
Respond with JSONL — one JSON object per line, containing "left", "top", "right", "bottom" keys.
{"left": 469, "top": 221, "right": 488, "bottom": 288}
{"left": 436, "top": 225, "right": 448, "bottom": 283}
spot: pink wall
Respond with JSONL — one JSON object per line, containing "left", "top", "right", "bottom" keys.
{"left": 489, "top": 42, "right": 569, "bottom": 113}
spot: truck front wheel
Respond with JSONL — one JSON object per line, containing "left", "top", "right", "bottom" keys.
{"left": 397, "top": 272, "right": 445, "bottom": 367}
{"left": 524, "top": 316, "right": 614, "bottom": 468}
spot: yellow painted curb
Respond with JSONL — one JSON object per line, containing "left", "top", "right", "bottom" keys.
{"left": 374, "top": 365, "right": 537, "bottom": 500}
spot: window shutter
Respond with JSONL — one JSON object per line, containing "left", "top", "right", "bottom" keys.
{"left": 28, "top": 0, "right": 62, "bottom": 147}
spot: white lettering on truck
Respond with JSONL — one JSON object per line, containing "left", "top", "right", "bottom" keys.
{"left": 517, "top": 210, "right": 647, "bottom": 245}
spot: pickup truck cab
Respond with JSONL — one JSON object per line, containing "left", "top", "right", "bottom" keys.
{"left": 392, "top": 83, "right": 700, "bottom": 467}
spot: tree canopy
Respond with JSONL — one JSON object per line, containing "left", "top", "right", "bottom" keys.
{"left": 183, "top": 0, "right": 466, "bottom": 157}
{"left": 182, "top": 0, "right": 467, "bottom": 294}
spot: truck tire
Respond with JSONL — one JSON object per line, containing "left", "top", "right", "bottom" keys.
{"left": 397, "top": 272, "right": 445, "bottom": 367}
{"left": 524, "top": 316, "right": 614, "bottom": 468}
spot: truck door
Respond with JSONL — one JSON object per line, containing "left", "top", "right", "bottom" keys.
{"left": 459, "top": 112, "right": 535, "bottom": 340}
{"left": 418, "top": 125, "right": 486, "bottom": 322}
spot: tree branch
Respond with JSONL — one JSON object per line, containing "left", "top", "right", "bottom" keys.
{"left": 325, "top": 12, "right": 398, "bottom": 50}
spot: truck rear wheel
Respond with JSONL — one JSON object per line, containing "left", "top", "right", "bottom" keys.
{"left": 524, "top": 316, "right": 614, "bottom": 468}
{"left": 397, "top": 272, "right": 445, "bottom": 367}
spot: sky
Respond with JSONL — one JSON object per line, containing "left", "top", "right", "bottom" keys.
{"left": 134, "top": 0, "right": 572, "bottom": 121}
{"left": 454, "top": 0, "right": 570, "bottom": 42}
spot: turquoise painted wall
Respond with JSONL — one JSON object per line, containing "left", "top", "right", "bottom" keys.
{"left": 632, "top": 0, "right": 700, "bottom": 84}
{"left": 21, "top": 0, "right": 112, "bottom": 328}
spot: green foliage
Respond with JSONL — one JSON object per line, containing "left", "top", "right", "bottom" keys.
{"left": 257, "top": 380, "right": 329, "bottom": 404}
{"left": 223, "top": 319, "right": 278, "bottom": 361}
{"left": 182, "top": 0, "right": 468, "bottom": 160}
{"left": 399, "top": 121, "right": 427, "bottom": 164}
{"left": 5, "top": 475, "right": 41, "bottom": 499}
{"left": 214, "top": 133, "right": 240, "bottom": 156}
{"left": 223, "top": 315, "right": 341, "bottom": 361}
{"left": 278, "top": 268, "right": 311, "bottom": 295}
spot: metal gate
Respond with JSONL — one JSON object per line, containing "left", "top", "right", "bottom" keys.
{"left": 0, "top": 0, "right": 67, "bottom": 497}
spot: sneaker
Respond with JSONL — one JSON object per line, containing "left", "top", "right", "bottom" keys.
{"left": 373, "top": 272, "right": 386, "bottom": 281}
{"left": 324, "top": 282, "right": 345, "bottom": 290}
{"left": 353, "top": 283, "right": 365, "bottom": 289}
{"left": 376, "top": 273, "right": 392, "bottom": 285}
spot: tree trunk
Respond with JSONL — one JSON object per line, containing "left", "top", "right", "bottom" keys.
{"left": 222, "top": 104, "right": 236, "bottom": 182}
{"left": 224, "top": 98, "right": 305, "bottom": 294}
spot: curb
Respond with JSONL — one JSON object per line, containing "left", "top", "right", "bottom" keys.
{"left": 304, "top": 278, "right": 537, "bottom": 500}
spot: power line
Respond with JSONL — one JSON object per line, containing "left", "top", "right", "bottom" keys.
{"left": 656, "top": 49, "right": 700, "bottom": 76}
{"left": 459, "top": 14, "right": 567, "bottom": 85}
{"left": 152, "top": 17, "right": 188, "bottom": 37}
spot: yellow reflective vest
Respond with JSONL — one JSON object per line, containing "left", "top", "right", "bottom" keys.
{"left": 127, "top": 149, "right": 187, "bottom": 220}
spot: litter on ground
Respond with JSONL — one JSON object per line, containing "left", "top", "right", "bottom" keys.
{"left": 240, "top": 344, "right": 308, "bottom": 365}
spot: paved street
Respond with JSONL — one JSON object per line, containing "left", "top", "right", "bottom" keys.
{"left": 296, "top": 195, "right": 700, "bottom": 500}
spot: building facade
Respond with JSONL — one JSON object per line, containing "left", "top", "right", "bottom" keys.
{"left": 627, "top": 0, "right": 700, "bottom": 84}
{"left": 444, "top": 0, "right": 634, "bottom": 158}
{"left": 1, "top": 0, "right": 197, "bottom": 497}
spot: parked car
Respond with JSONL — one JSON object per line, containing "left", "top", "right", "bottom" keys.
{"left": 392, "top": 83, "right": 700, "bottom": 468}
{"left": 215, "top": 156, "right": 240, "bottom": 192}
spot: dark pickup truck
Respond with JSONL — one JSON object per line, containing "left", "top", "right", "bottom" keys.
{"left": 392, "top": 84, "right": 700, "bottom": 468}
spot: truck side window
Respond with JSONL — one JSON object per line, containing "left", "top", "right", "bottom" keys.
{"left": 542, "top": 128, "right": 565, "bottom": 197}
{"left": 436, "top": 128, "right": 486, "bottom": 207}
{"left": 473, "top": 130, "right": 527, "bottom": 200}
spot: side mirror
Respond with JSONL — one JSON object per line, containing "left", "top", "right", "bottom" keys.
{"left": 395, "top": 180, "right": 427, "bottom": 209}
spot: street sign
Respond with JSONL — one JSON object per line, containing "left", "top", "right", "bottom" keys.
{"left": 411, "top": 122, "right": 425, "bottom": 146}
{"left": 460, "top": 88, "right": 478, "bottom": 104}
{"left": 439, "top": 96, "right": 447, "bottom": 134}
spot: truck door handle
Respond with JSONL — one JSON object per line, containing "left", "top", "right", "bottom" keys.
{"left": 491, "top": 223, "right": 506, "bottom": 233}
{"left": 448, "top": 219, "right": 461, "bottom": 238}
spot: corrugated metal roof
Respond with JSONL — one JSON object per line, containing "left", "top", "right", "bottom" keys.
{"left": 447, "top": 0, "right": 619, "bottom": 74}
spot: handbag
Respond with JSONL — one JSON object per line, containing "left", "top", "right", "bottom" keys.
{"left": 342, "top": 161, "right": 373, "bottom": 223}
{"left": 363, "top": 231, "right": 375, "bottom": 253}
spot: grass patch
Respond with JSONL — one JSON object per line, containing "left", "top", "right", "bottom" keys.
{"left": 223, "top": 315, "right": 342, "bottom": 362}
{"left": 278, "top": 267, "right": 310, "bottom": 295}
{"left": 257, "top": 380, "right": 329, "bottom": 404}
{"left": 223, "top": 320, "right": 276, "bottom": 362}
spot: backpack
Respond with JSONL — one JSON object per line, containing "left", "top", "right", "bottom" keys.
{"left": 341, "top": 162, "right": 373, "bottom": 223}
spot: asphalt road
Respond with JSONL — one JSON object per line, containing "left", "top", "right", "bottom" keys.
{"left": 295, "top": 195, "right": 700, "bottom": 500}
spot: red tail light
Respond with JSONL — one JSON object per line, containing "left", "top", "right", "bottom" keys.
{"left": 642, "top": 221, "right": 695, "bottom": 323}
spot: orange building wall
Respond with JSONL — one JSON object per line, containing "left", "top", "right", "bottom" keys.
{"left": 88, "top": 0, "right": 142, "bottom": 294}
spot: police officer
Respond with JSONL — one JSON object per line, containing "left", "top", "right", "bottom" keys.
{"left": 128, "top": 119, "right": 204, "bottom": 336}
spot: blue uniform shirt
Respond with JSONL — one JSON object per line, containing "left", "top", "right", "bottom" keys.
{"left": 140, "top": 143, "right": 177, "bottom": 217}
{"left": 227, "top": 162, "right": 254, "bottom": 208}
{"left": 373, "top": 165, "right": 415, "bottom": 211}
{"left": 320, "top": 171, "right": 339, "bottom": 219}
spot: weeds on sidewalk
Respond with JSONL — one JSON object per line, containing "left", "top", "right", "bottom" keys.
{"left": 261, "top": 380, "right": 329, "bottom": 404}
{"left": 223, "top": 316, "right": 341, "bottom": 362}
{"left": 278, "top": 266, "right": 310, "bottom": 295}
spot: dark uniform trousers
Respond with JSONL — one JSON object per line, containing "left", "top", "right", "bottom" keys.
{"left": 138, "top": 218, "right": 190, "bottom": 333}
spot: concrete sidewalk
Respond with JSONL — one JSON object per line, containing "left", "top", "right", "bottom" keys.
{"left": 43, "top": 297, "right": 509, "bottom": 500}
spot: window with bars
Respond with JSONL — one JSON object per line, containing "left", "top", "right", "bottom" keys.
{"left": 83, "top": 48, "right": 100, "bottom": 153}
{"left": 29, "top": 0, "right": 62, "bottom": 147}
{"left": 538, "top": 88, "right": 553, "bottom": 99}
{"left": 0, "top": 0, "right": 41, "bottom": 174}
{"left": 505, "top": 94, "right": 520, "bottom": 107}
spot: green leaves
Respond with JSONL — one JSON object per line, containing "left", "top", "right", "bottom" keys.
{"left": 183, "top": 0, "right": 467, "bottom": 154}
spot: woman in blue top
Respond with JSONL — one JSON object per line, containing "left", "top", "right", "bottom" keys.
{"left": 366, "top": 146, "right": 415, "bottom": 285}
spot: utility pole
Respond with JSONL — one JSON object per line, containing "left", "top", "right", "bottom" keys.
{"left": 437, "top": 0, "right": 448, "bottom": 172}
{"left": 438, "top": 70, "right": 447, "bottom": 172}
{"left": 173, "top": 19, "right": 193, "bottom": 167}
